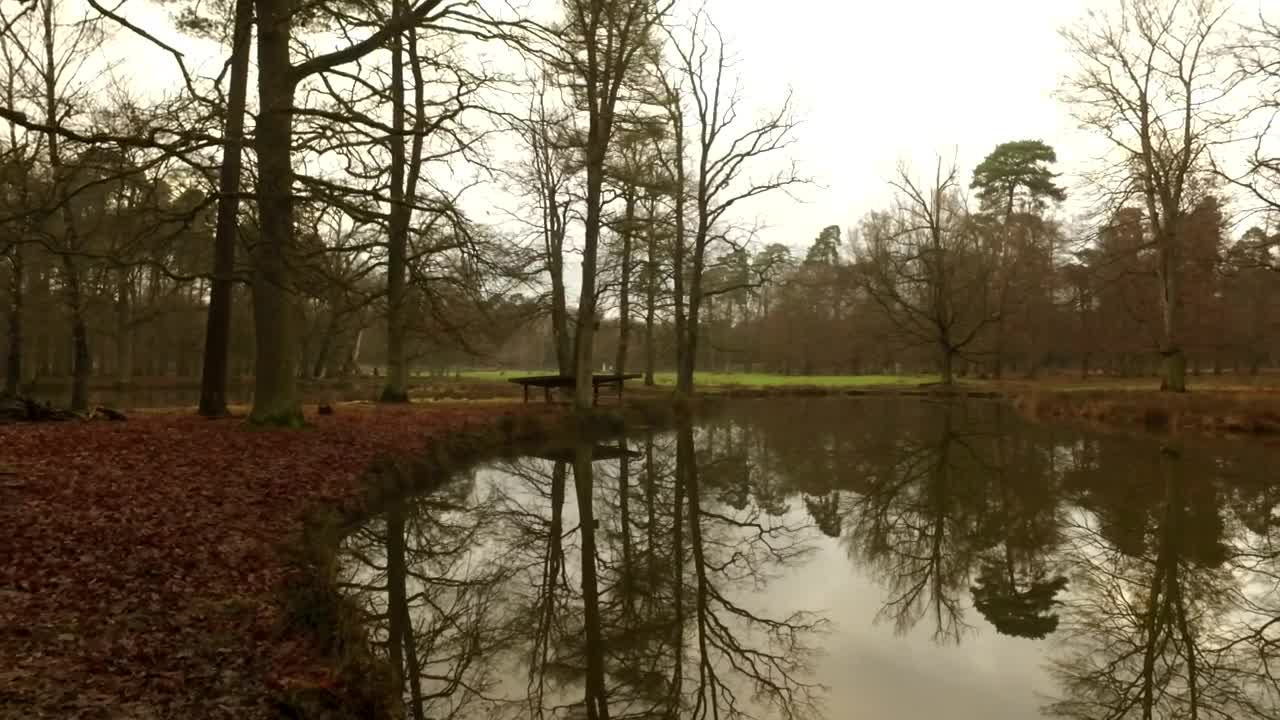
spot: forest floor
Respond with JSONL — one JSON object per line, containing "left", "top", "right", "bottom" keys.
{"left": 0, "top": 401, "right": 543, "bottom": 720}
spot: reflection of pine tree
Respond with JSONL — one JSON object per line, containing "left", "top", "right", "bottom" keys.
{"left": 803, "top": 492, "right": 842, "bottom": 538}
{"left": 971, "top": 561, "right": 1067, "bottom": 639}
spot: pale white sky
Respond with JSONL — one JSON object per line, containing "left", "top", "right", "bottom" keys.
{"left": 698, "top": 0, "right": 1091, "bottom": 245}
{"left": 52, "top": 0, "right": 1280, "bottom": 259}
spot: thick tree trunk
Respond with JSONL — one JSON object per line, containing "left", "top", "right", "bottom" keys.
{"left": 678, "top": 222, "right": 708, "bottom": 396}
{"left": 549, "top": 248, "right": 572, "bottom": 376}
{"left": 614, "top": 192, "right": 635, "bottom": 375}
{"left": 669, "top": 121, "right": 691, "bottom": 397}
{"left": 248, "top": 0, "right": 303, "bottom": 425}
{"left": 940, "top": 344, "right": 954, "bottom": 386}
{"left": 41, "top": 0, "right": 88, "bottom": 412}
{"left": 574, "top": 146, "right": 605, "bottom": 410}
{"left": 199, "top": 0, "right": 253, "bottom": 417}
{"left": 4, "top": 248, "right": 22, "bottom": 396}
{"left": 381, "top": 3, "right": 410, "bottom": 402}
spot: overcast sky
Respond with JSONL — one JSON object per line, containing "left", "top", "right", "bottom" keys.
{"left": 100, "top": 0, "right": 1275, "bottom": 258}
{"left": 698, "top": 0, "right": 1090, "bottom": 247}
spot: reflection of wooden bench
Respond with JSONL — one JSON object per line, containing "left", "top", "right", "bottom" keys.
{"left": 509, "top": 374, "right": 643, "bottom": 405}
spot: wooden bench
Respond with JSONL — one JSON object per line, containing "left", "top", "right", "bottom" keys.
{"left": 508, "top": 373, "right": 643, "bottom": 405}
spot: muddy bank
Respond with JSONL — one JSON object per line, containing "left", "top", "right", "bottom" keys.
{"left": 1011, "top": 388, "right": 1280, "bottom": 438}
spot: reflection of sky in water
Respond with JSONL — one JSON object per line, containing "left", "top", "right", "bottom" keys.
{"left": 761, "top": 505, "right": 1052, "bottom": 719}
{"left": 337, "top": 398, "right": 1280, "bottom": 720}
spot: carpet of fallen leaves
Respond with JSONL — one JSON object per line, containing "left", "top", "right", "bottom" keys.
{"left": 0, "top": 402, "right": 530, "bottom": 720}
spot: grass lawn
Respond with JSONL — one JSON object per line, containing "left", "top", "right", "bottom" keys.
{"left": 455, "top": 369, "right": 937, "bottom": 388}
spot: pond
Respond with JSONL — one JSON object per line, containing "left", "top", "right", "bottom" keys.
{"left": 336, "top": 397, "right": 1280, "bottom": 720}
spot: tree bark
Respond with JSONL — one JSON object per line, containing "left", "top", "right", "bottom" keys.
{"left": 380, "top": 1, "right": 410, "bottom": 403}
{"left": 248, "top": 0, "right": 303, "bottom": 425}
{"left": 199, "top": 0, "right": 253, "bottom": 417}
{"left": 668, "top": 112, "right": 691, "bottom": 397}
{"left": 549, "top": 243, "right": 572, "bottom": 376}
{"left": 574, "top": 138, "right": 605, "bottom": 409}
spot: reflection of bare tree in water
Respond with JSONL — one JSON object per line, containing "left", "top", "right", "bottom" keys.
{"left": 672, "top": 425, "right": 826, "bottom": 720}
{"left": 1046, "top": 449, "right": 1280, "bottom": 720}
{"left": 970, "top": 405, "right": 1067, "bottom": 640}
{"left": 337, "top": 424, "right": 829, "bottom": 720}
{"left": 337, "top": 472, "right": 513, "bottom": 720}
{"left": 842, "top": 403, "right": 990, "bottom": 643}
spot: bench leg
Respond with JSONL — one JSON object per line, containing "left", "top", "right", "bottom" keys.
{"left": 523, "top": 385, "right": 529, "bottom": 404}
{"left": 617, "top": 382, "right": 623, "bottom": 404}
{"left": 544, "top": 386, "right": 551, "bottom": 404}
{"left": 593, "top": 384, "right": 599, "bottom": 407}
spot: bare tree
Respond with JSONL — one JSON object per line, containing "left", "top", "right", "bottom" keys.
{"left": 661, "top": 11, "right": 804, "bottom": 396}
{"left": 857, "top": 161, "right": 997, "bottom": 386}
{"left": 557, "top": 0, "right": 669, "bottom": 409}
{"left": 510, "top": 73, "right": 577, "bottom": 376}
{"left": 1221, "top": 12, "right": 1280, "bottom": 251}
{"left": 198, "top": 0, "right": 253, "bottom": 417}
{"left": 1061, "top": 0, "right": 1236, "bottom": 392}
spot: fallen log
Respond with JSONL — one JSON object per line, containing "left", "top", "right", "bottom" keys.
{"left": 0, "top": 392, "right": 107, "bottom": 420}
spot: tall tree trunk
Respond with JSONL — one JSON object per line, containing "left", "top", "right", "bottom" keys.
{"left": 614, "top": 191, "right": 635, "bottom": 375}
{"left": 1156, "top": 231, "right": 1186, "bottom": 392}
{"left": 4, "top": 247, "right": 22, "bottom": 396}
{"left": 199, "top": 0, "right": 253, "bottom": 417}
{"left": 549, "top": 245, "right": 572, "bottom": 376}
{"left": 940, "top": 344, "right": 954, "bottom": 386}
{"left": 115, "top": 270, "right": 132, "bottom": 385}
{"left": 643, "top": 199, "right": 657, "bottom": 386}
{"left": 381, "top": 0, "right": 410, "bottom": 402}
{"left": 574, "top": 149, "right": 605, "bottom": 409}
{"left": 60, "top": 256, "right": 89, "bottom": 411}
{"left": 679, "top": 225, "right": 707, "bottom": 396}
{"left": 41, "top": 0, "right": 89, "bottom": 411}
{"left": 249, "top": 0, "right": 302, "bottom": 425}
{"left": 668, "top": 117, "right": 690, "bottom": 398}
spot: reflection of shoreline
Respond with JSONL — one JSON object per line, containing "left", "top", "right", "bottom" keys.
{"left": 334, "top": 398, "right": 1280, "bottom": 720}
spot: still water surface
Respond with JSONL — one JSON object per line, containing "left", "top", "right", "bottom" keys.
{"left": 337, "top": 398, "right": 1280, "bottom": 719}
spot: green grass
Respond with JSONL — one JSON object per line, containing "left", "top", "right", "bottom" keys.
{"left": 453, "top": 369, "right": 936, "bottom": 388}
